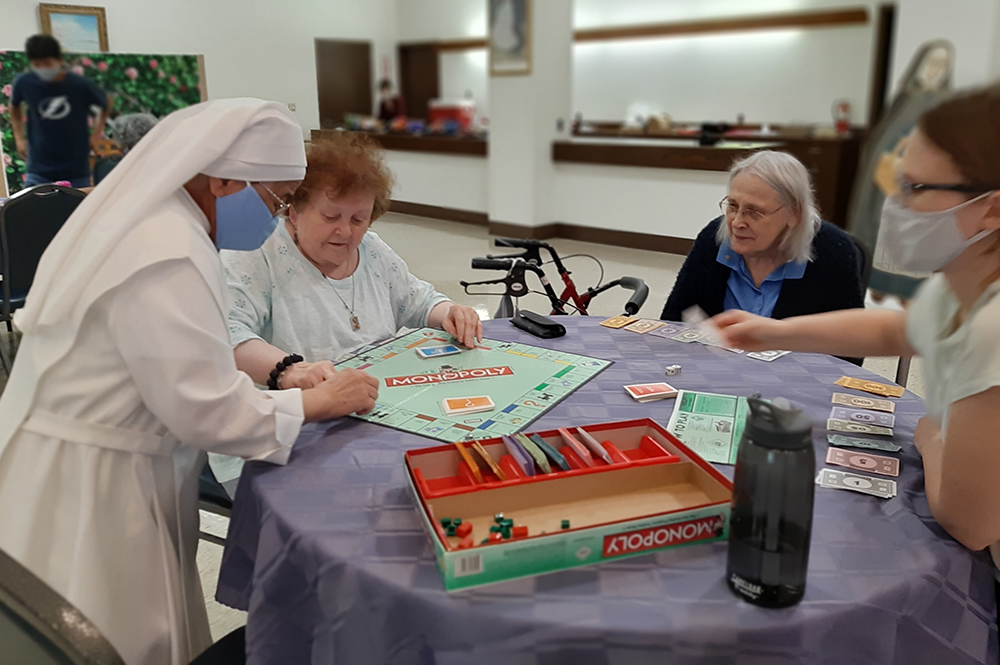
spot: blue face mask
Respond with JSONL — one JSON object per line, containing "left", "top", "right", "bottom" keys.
{"left": 214, "top": 182, "right": 281, "bottom": 251}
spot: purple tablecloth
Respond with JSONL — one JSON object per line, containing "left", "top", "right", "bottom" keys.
{"left": 217, "top": 317, "right": 998, "bottom": 665}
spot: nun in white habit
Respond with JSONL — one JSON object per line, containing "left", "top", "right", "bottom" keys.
{"left": 0, "top": 99, "right": 378, "bottom": 665}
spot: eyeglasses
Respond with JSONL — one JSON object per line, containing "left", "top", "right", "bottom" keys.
{"left": 897, "top": 180, "right": 998, "bottom": 207}
{"left": 719, "top": 197, "right": 784, "bottom": 223}
{"left": 259, "top": 183, "right": 291, "bottom": 216}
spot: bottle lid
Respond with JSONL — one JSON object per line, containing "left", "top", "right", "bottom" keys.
{"left": 745, "top": 397, "right": 813, "bottom": 450}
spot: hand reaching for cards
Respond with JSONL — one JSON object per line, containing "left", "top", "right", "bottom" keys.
{"left": 442, "top": 304, "right": 483, "bottom": 348}
{"left": 710, "top": 310, "right": 785, "bottom": 352}
{"left": 280, "top": 360, "right": 338, "bottom": 390}
{"left": 304, "top": 368, "right": 380, "bottom": 421}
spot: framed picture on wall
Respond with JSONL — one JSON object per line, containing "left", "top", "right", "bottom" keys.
{"left": 489, "top": 0, "right": 531, "bottom": 76}
{"left": 39, "top": 4, "right": 109, "bottom": 53}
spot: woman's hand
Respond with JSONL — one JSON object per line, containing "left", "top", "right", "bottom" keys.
{"left": 303, "top": 368, "right": 380, "bottom": 422}
{"left": 279, "top": 360, "right": 338, "bottom": 390}
{"left": 710, "top": 310, "right": 786, "bottom": 352}
{"left": 913, "top": 415, "right": 943, "bottom": 457}
{"left": 441, "top": 304, "right": 483, "bottom": 348}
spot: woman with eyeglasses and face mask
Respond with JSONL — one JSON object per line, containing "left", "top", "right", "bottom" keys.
{"left": 713, "top": 84, "right": 1000, "bottom": 573}
{"left": 661, "top": 150, "right": 864, "bottom": 324}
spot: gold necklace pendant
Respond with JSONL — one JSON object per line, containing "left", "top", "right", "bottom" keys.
{"left": 350, "top": 313, "right": 361, "bottom": 331}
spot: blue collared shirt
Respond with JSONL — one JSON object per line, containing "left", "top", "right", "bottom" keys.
{"left": 717, "top": 241, "right": 807, "bottom": 317}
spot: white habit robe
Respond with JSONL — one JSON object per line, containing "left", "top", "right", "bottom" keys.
{"left": 0, "top": 189, "right": 303, "bottom": 665}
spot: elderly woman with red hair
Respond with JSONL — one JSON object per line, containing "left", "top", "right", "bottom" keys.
{"left": 222, "top": 132, "right": 482, "bottom": 391}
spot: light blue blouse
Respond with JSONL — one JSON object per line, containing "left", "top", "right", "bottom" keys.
{"left": 717, "top": 241, "right": 807, "bottom": 317}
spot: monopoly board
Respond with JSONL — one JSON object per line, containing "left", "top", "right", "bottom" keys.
{"left": 336, "top": 328, "right": 612, "bottom": 443}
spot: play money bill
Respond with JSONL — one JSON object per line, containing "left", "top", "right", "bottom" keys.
{"left": 816, "top": 468, "right": 897, "bottom": 499}
{"left": 600, "top": 315, "right": 637, "bottom": 329}
{"left": 624, "top": 319, "right": 666, "bottom": 334}
{"left": 834, "top": 376, "right": 905, "bottom": 398}
{"left": 648, "top": 324, "right": 684, "bottom": 339}
{"left": 829, "top": 406, "right": 896, "bottom": 428}
{"left": 832, "top": 392, "right": 895, "bottom": 413}
{"left": 671, "top": 330, "right": 705, "bottom": 343}
{"left": 747, "top": 350, "right": 791, "bottom": 362}
{"left": 827, "top": 419, "right": 893, "bottom": 437}
{"left": 827, "top": 434, "right": 902, "bottom": 453}
{"left": 826, "top": 447, "right": 900, "bottom": 477}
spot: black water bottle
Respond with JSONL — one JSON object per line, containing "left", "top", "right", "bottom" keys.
{"left": 726, "top": 397, "right": 815, "bottom": 608}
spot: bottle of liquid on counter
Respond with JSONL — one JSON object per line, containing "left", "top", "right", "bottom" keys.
{"left": 726, "top": 397, "right": 815, "bottom": 608}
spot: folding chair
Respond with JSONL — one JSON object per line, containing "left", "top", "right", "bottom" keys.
{"left": 0, "top": 185, "right": 85, "bottom": 332}
{"left": 0, "top": 546, "right": 125, "bottom": 665}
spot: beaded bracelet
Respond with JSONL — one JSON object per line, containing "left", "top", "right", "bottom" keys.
{"left": 267, "top": 354, "right": 304, "bottom": 390}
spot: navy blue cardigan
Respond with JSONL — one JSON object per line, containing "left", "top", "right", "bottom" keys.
{"left": 661, "top": 217, "right": 864, "bottom": 322}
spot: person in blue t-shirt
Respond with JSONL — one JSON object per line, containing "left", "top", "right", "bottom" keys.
{"left": 9, "top": 34, "right": 112, "bottom": 188}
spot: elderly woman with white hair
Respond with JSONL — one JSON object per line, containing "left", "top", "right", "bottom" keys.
{"left": 661, "top": 150, "right": 864, "bottom": 322}
{"left": 93, "top": 112, "right": 159, "bottom": 185}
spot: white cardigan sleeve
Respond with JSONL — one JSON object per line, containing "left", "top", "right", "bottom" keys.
{"left": 107, "top": 258, "right": 303, "bottom": 462}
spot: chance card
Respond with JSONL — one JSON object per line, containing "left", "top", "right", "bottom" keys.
{"left": 826, "top": 447, "right": 900, "bottom": 477}
{"left": 442, "top": 395, "right": 496, "bottom": 416}
{"left": 624, "top": 382, "right": 678, "bottom": 402}
{"left": 829, "top": 406, "right": 896, "bottom": 428}
{"left": 416, "top": 344, "right": 463, "bottom": 359}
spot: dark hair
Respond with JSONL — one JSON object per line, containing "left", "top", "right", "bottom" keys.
{"left": 920, "top": 83, "right": 1000, "bottom": 284}
{"left": 379, "top": 78, "right": 392, "bottom": 90}
{"left": 919, "top": 83, "right": 1000, "bottom": 189}
{"left": 25, "top": 34, "right": 61, "bottom": 61}
{"left": 291, "top": 132, "right": 394, "bottom": 222}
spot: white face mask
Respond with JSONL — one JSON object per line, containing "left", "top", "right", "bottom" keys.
{"left": 32, "top": 65, "right": 62, "bottom": 82}
{"left": 879, "top": 192, "right": 996, "bottom": 272}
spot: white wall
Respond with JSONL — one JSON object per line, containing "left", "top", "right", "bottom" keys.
{"left": 400, "top": 0, "right": 882, "bottom": 127}
{"left": 890, "top": 0, "right": 1000, "bottom": 93}
{"left": 386, "top": 151, "right": 487, "bottom": 211}
{"left": 552, "top": 164, "right": 729, "bottom": 240}
{"left": 439, "top": 50, "right": 489, "bottom": 119}
{"left": 396, "top": 0, "right": 486, "bottom": 41}
{"left": 573, "top": 26, "right": 873, "bottom": 125}
{"left": 0, "top": 0, "right": 397, "bottom": 135}
{"left": 573, "top": 0, "right": 879, "bottom": 29}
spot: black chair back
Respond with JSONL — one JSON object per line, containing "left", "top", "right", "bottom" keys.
{"left": 0, "top": 547, "right": 125, "bottom": 665}
{"left": 0, "top": 184, "right": 85, "bottom": 326}
{"left": 849, "top": 234, "right": 873, "bottom": 293}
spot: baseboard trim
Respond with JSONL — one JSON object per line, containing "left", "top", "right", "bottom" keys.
{"left": 487, "top": 222, "right": 559, "bottom": 240}
{"left": 388, "top": 201, "right": 693, "bottom": 255}
{"left": 488, "top": 220, "right": 694, "bottom": 255}
{"left": 389, "top": 200, "right": 488, "bottom": 226}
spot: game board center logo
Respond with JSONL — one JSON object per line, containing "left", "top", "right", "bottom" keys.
{"left": 385, "top": 366, "right": 513, "bottom": 387}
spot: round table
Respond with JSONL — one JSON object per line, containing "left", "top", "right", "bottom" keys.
{"left": 217, "top": 318, "right": 998, "bottom": 665}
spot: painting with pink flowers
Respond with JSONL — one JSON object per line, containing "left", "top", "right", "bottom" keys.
{"left": 0, "top": 51, "right": 204, "bottom": 194}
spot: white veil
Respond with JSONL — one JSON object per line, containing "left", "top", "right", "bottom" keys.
{"left": 15, "top": 97, "right": 306, "bottom": 333}
{"left": 0, "top": 98, "right": 306, "bottom": 453}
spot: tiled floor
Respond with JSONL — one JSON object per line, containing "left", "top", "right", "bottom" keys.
{"left": 0, "top": 210, "right": 925, "bottom": 641}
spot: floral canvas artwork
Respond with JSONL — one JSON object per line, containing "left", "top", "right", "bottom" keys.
{"left": 0, "top": 51, "right": 203, "bottom": 194}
